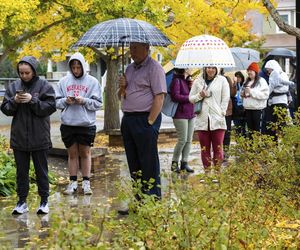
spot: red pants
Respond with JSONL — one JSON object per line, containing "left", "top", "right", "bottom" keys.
{"left": 197, "top": 129, "right": 225, "bottom": 169}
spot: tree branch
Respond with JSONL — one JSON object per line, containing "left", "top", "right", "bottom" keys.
{"left": 0, "top": 16, "right": 74, "bottom": 64}
{"left": 262, "top": 0, "right": 300, "bottom": 39}
{"left": 14, "top": 16, "right": 74, "bottom": 46}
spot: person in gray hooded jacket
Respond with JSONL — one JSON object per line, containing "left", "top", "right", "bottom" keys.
{"left": 1, "top": 56, "right": 56, "bottom": 215}
{"left": 56, "top": 52, "right": 102, "bottom": 196}
{"left": 264, "top": 60, "right": 294, "bottom": 140}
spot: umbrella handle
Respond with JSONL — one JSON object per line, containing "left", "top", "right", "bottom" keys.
{"left": 122, "top": 42, "right": 125, "bottom": 74}
{"left": 121, "top": 42, "right": 126, "bottom": 98}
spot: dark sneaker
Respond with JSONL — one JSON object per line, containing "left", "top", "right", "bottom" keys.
{"left": 171, "top": 161, "right": 180, "bottom": 173}
{"left": 117, "top": 209, "right": 129, "bottom": 216}
{"left": 180, "top": 162, "right": 194, "bottom": 173}
{"left": 12, "top": 201, "right": 29, "bottom": 215}
{"left": 37, "top": 202, "right": 49, "bottom": 214}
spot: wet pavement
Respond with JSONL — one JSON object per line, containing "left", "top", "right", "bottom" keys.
{"left": 0, "top": 111, "right": 203, "bottom": 248}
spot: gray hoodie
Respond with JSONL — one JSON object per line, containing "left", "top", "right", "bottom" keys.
{"left": 56, "top": 52, "right": 102, "bottom": 126}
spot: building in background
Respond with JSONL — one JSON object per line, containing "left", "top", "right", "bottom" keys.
{"left": 247, "top": 0, "right": 296, "bottom": 74}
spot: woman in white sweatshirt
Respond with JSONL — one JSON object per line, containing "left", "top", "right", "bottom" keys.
{"left": 189, "top": 67, "right": 230, "bottom": 172}
{"left": 241, "top": 62, "right": 269, "bottom": 137}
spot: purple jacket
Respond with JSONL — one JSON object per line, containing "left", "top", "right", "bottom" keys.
{"left": 170, "top": 75, "right": 195, "bottom": 119}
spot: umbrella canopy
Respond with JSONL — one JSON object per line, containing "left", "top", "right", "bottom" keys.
{"left": 265, "top": 48, "right": 296, "bottom": 59}
{"left": 73, "top": 18, "right": 172, "bottom": 48}
{"left": 174, "top": 35, "right": 235, "bottom": 69}
{"left": 225, "top": 47, "right": 260, "bottom": 72}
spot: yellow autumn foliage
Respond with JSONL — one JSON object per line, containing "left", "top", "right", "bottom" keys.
{"left": 0, "top": 0, "right": 269, "bottom": 64}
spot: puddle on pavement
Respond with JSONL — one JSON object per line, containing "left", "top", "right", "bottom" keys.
{"left": 0, "top": 147, "right": 202, "bottom": 248}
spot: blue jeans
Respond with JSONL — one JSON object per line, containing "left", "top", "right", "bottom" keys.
{"left": 121, "top": 112, "right": 161, "bottom": 198}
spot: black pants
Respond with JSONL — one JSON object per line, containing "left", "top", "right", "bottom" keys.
{"left": 223, "top": 115, "right": 232, "bottom": 158}
{"left": 269, "top": 104, "right": 288, "bottom": 141}
{"left": 262, "top": 105, "right": 273, "bottom": 135}
{"left": 245, "top": 109, "right": 262, "bottom": 137}
{"left": 13, "top": 149, "right": 49, "bottom": 202}
{"left": 121, "top": 112, "right": 161, "bottom": 198}
{"left": 233, "top": 118, "right": 246, "bottom": 137}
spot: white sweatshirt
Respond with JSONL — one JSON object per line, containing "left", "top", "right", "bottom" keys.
{"left": 242, "top": 77, "right": 269, "bottom": 110}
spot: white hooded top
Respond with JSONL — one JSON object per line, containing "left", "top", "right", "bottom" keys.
{"left": 55, "top": 52, "right": 102, "bottom": 126}
{"left": 265, "top": 60, "right": 294, "bottom": 105}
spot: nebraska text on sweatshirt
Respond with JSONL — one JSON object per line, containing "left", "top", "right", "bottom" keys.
{"left": 55, "top": 52, "right": 102, "bottom": 127}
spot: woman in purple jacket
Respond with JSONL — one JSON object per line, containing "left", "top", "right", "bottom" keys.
{"left": 170, "top": 68, "right": 195, "bottom": 173}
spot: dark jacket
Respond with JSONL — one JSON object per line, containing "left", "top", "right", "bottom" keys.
{"left": 170, "top": 74, "right": 195, "bottom": 119}
{"left": 1, "top": 56, "right": 56, "bottom": 151}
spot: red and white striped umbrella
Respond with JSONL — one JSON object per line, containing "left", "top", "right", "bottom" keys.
{"left": 175, "top": 35, "right": 235, "bottom": 68}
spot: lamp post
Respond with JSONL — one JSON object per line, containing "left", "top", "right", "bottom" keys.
{"left": 297, "top": 0, "right": 300, "bottom": 107}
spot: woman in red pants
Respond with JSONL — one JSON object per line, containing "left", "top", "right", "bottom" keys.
{"left": 189, "top": 67, "right": 230, "bottom": 174}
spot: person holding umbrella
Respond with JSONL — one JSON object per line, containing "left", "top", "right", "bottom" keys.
{"left": 189, "top": 67, "right": 230, "bottom": 175}
{"left": 118, "top": 42, "right": 166, "bottom": 212}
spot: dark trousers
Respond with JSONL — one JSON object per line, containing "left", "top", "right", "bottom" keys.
{"left": 13, "top": 149, "right": 49, "bottom": 202}
{"left": 121, "top": 112, "right": 161, "bottom": 198}
{"left": 223, "top": 115, "right": 232, "bottom": 158}
{"left": 261, "top": 106, "right": 273, "bottom": 135}
{"left": 269, "top": 104, "right": 288, "bottom": 141}
{"left": 233, "top": 118, "right": 246, "bottom": 137}
{"left": 245, "top": 109, "right": 262, "bottom": 137}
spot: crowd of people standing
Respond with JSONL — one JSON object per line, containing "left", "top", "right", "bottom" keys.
{"left": 0, "top": 43, "right": 295, "bottom": 216}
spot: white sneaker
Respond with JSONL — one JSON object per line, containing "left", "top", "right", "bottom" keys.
{"left": 63, "top": 181, "right": 78, "bottom": 195}
{"left": 12, "top": 202, "right": 29, "bottom": 215}
{"left": 82, "top": 180, "right": 93, "bottom": 195}
{"left": 37, "top": 202, "right": 49, "bottom": 214}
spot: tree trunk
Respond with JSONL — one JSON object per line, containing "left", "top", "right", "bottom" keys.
{"left": 262, "top": 0, "right": 300, "bottom": 40}
{"left": 103, "top": 57, "right": 120, "bottom": 131}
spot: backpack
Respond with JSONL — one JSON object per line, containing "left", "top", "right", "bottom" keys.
{"left": 161, "top": 78, "right": 178, "bottom": 117}
{"left": 232, "top": 83, "right": 245, "bottom": 118}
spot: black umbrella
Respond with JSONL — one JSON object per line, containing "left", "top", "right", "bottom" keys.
{"left": 73, "top": 18, "right": 172, "bottom": 73}
{"left": 265, "top": 48, "right": 296, "bottom": 59}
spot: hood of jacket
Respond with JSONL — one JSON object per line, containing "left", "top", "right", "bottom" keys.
{"left": 264, "top": 60, "right": 283, "bottom": 73}
{"left": 68, "top": 52, "right": 88, "bottom": 78}
{"left": 17, "top": 56, "right": 38, "bottom": 76}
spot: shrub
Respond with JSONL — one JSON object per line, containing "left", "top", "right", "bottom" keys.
{"left": 0, "top": 136, "right": 57, "bottom": 196}
{"left": 26, "top": 111, "right": 300, "bottom": 249}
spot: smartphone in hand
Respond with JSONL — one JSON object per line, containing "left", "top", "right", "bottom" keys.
{"left": 16, "top": 90, "right": 26, "bottom": 95}
{"left": 68, "top": 96, "right": 76, "bottom": 101}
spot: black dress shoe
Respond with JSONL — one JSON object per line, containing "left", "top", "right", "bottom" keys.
{"left": 117, "top": 209, "right": 129, "bottom": 215}
{"left": 171, "top": 161, "right": 180, "bottom": 173}
{"left": 180, "top": 161, "right": 194, "bottom": 173}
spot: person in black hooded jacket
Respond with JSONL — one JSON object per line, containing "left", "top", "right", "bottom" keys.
{"left": 1, "top": 56, "right": 56, "bottom": 215}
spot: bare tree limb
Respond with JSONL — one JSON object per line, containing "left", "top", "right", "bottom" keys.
{"left": 262, "top": 0, "right": 300, "bottom": 39}
{"left": 0, "top": 16, "right": 74, "bottom": 64}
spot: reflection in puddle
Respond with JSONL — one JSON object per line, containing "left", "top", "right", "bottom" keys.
{"left": 0, "top": 152, "right": 129, "bottom": 248}
{"left": 0, "top": 148, "right": 202, "bottom": 248}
